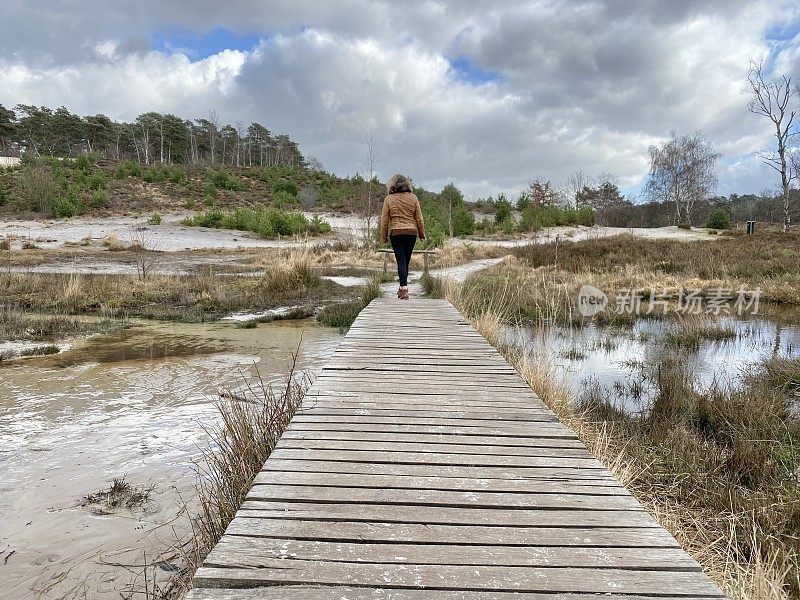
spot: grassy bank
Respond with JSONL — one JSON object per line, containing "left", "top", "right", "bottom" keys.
{"left": 317, "top": 275, "right": 382, "bottom": 331}
{"left": 440, "top": 274, "right": 800, "bottom": 598}
{"left": 0, "top": 250, "right": 353, "bottom": 322}
{"left": 0, "top": 307, "right": 125, "bottom": 341}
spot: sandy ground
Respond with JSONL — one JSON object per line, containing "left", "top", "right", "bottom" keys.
{"left": 454, "top": 224, "right": 714, "bottom": 247}
{"left": 0, "top": 212, "right": 355, "bottom": 252}
{"left": 2, "top": 212, "right": 712, "bottom": 253}
{"left": 1, "top": 213, "right": 714, "bottom": 276}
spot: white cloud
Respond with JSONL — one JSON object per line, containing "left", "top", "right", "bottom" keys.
{"left": 0, "top": 0, "right": 797, "bottom": 198}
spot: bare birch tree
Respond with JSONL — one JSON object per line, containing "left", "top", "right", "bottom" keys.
{"left": 362, "top": 131, "right": 379, "bottom": 249}
{"left": 646, "top": 131, "right": 720, "bottom": 224}
{"left": 747, "top": 61, "right": 797, "bottom": 232}
{"left": 564, "top": 170, "right": 591, "bottom": 208}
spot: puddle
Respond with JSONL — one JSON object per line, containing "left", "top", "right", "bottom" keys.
{"left": 509, "top": 310, "right": 800, "bottom": 414}
{"left": 0, "top": 319, "right": 342, "bottom": 599}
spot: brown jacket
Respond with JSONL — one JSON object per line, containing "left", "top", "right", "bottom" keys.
{"left": 380, "top": 192, "right": 426, "bottom": 243}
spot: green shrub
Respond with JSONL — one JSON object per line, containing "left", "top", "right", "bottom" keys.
{"left": 519, "top": 209, "right": 542, "bottom": 231}
{"left": 51, "top": 189, "right": 83, "bottom": 218}
{"left": 142, "top": 165, "right": 171, "bottom": 183}
{"left": 519, "top": 205, "right": 595, "bottom": 231}
{"left": 74, "top": 154, "right": 97, "bottom": 170}
{"left": 677, "top": 222, "right": 692, "bottom": 230}
{"left": 575, "top": 206, "right": 596, "bottom": 226}
{"left": 272, "top": 190, "right": 299, "bottom": 209}
{"left": 475, "top": 217, "right": 495, "bottom": 235}
{"left": 424, "top": 222, "right": 446, "bottom": 247}
{"left": 183, "top": 210, "right": 225, "bottom": 228}
{"left": 183, "top": 207, "right": 330, "bottom": 239}
{"left": 0, "top": 179, "right": 8, "bottom": 206}
{"left": 208, "top": 169, "right": 243, "bottom": 191}
{"left": 495, "top": 198, "right": 512, "bottom": 224}
{"left": 452, "top": 205, "right": 476, "bottom": 236}
{"left": 16, "top": 164, "right": 61, "bottom": 213}
{"left": 148, "top": 212, "right": 162, "bottom": 225}
{"left": 309, "top": 214, "right": 332, "bottom": 235}
{"left": 169, "top": 167, "right": 188, "bottom": 185}
{"left": 204, "top": 182, "right": 217, "bottom": 198}
{"left": 88, "top": 171, "right": 106, "bottom": 191}
{"left": 272, "top": 178, "right": 299, "bottom": 196}
{"left": 116, "top": 160, "right": 142, "bottom": 178}
{"left": 91, "top": 189, "right": 109, "bottom": 208}
{"left": 317, "top": 300, "right": 361, "bottom": 329}
{"left": 705, "top": 209, "right": 731, "bottom": 230}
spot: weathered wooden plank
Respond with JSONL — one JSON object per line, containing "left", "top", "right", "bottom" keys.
{"left": 275, "top": 438, "right": 593, "bottom": 459}
{"left": 222, "top": 518, "right": 679, "bottom": 547}
{"left": 280, "top": 430, "right": 588, "bottom": 448}
{"left": 192, "top": 563, "right": 722, "bottom": 595}
{"left": 300, "top": 399, "right": 549, "bottom": 412}
{"left": 285, "top": 422, "right": 579, "bottom": 438}
{"left": 204, "top": 537, "right": 699, "bottom": 570}
{"left": 261, "top": 459, "right": 616, "bottom": 480}
{"left": 290, "top": 415, "right": 568, "bottom": 429}
{"left": 252, "top": 472, "right": 624, "bottom": 494}
{"left": 295, "top": 407, "right": 556, "bottom": 421}
{"left": 269, "top": 448, "right": 604, "bottom": 469}
{"left": 236, "top": 502, "right": 656, "bottom": 527}
{"left": 243, "top": 485, "right": 641, "bottom": 510}
{"left": 303, "top": 392, "right": 548, "bottom": 407}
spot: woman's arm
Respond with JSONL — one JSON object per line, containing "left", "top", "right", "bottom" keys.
{"left": 380, "top": 196, "right": 390, "bottom": 243}
{"left": 414, "top": 198, "right": 426, "bottom": 240}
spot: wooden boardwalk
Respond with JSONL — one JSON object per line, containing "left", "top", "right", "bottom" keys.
{"left": 188, "top": 299, "right": 724, "bottom": 599}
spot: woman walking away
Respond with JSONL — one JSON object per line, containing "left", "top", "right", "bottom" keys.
{"left": 380, "top": 174, "right": 426, "bottom": 300}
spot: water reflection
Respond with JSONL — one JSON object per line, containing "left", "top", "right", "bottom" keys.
{"left": 510, "top": 309, "right": 800, "bottom": 414}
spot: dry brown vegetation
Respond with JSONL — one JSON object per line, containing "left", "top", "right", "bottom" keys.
{"left": 438, "top": 245, "right": 800, "bottom": 598}
{"left": 513, "top": 230, "right": 800, "bottom": 306}
{"left": 0, "top": 249, "right": 354, "bottom": 322}
{"left": 0, "top": 306, "right": 123, "bottom": 341}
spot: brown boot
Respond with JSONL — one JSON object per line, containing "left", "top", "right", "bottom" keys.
{"left": 397, "top": 287, "right": 403, "bottom": 298}
{"left": 400, "top": 287, "right": 410, "bottom": 299}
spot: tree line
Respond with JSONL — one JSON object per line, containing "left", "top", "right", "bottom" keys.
{"left": 0, "top": 104, "right": 307, "bottom": 168}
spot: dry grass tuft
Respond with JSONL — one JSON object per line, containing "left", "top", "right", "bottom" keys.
{"left": 664, "top": 317, "right": 737, "bottom": 349}
{"left": 102, "top": 231, "right": 127, "bottom": 251}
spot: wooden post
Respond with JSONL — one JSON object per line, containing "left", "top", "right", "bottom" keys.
{"left": 423, "top": 252, "right": 429, "bottom": 274}
{"left": 383, "top": 252, "right": 388, "bottom": 276}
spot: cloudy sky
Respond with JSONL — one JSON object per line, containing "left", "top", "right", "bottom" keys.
{"left": 1, "top": 0, "right": 799, "bottom": 199}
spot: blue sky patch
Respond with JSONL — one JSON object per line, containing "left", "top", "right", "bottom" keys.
{"left": 765, "top": 18, "right": 800, "bottom": 42}
{"left": 152, "top": 26, "right": 262, "bottom": 59}
{"left": 450, "top": 56, "right": 502, "bottom": 84}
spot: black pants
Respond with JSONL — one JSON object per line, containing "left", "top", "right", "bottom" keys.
{"left": 390, "top": 234, "right": 416, "bottom": 287}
